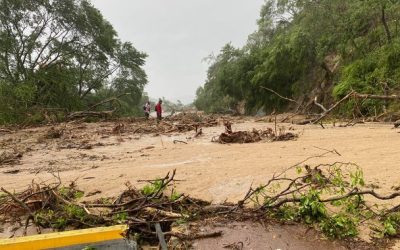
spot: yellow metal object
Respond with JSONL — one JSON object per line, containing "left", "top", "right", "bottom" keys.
{"left": 0, "top": 225, "right": 128, "bottom": 250}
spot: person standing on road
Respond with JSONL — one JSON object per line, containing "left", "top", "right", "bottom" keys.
{"left": 144, "top": 101, "right": 151, "bottom": 119}
{"left": 155, "top": 99, "right": 163, "bottom": 122}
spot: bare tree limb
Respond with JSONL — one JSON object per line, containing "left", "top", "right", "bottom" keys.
{"left": 260, "top": 86, "right": 298, "bottom": 104}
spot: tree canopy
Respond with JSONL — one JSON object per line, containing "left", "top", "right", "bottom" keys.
{"left": 195, "top": 0, "right": 400, "bottom": 116}
{"left": 0, "top": 0, "right": 147, "bottom": 124}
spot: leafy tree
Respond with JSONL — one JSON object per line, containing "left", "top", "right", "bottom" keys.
{"left": 195, "top": 0, "right": 400, "bottom": 116}
{"left": 0, "top": 0, "right": 147, "bottom": 123}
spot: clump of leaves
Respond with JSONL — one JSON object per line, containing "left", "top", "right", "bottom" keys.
{"left": 320, "top": 213, "right": 358, "bottom": 239}
{"left": 113, "top": 212, "right": 128, "bottom": 224}
{"left": 298, "top": 189, "right": 327, "bottom": 224}
{"left": 82, "top": 246, "right": 96, "bottom": 250}
{"left": 170, "top": 190, "right": 182, "bottom": 202}
{"left": 253, "top": 164, "right": 375, "bottom": 239}
{"left": 381, "top": 212, "right": 400, "bottom": 237}
{"left": 141, "top": 180, "right": 163, "bottom": 196}
{"left": 34, "top": 204, "right": 98, "bottom": 230}
{"left": 59, "top": 185, "right": 84, "bottom": 200}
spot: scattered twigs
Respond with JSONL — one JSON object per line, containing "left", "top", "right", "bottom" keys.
{"left": 275, "top": 149, "right": 341, "bottom": 178}
{"left": 2, "top": 163, "right": 399, "bottom": 247}
{"left": 129, "top": 114, "right": 218, "bottom": 135}
{"left": 214, "top": 122, "right": 298, "bottom": 144}
{"left": 1, "top": 187, "right": 40, "bottom": 235}
{"left": 1, "top": 187, "right": 35, "bottom": 219}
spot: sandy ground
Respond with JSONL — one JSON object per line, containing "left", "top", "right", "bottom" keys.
{"left": 1, "top": 120, "right": 400, "bottom": 203}
{"left": 1, "top": 118, "right": 400, "bottom": 247}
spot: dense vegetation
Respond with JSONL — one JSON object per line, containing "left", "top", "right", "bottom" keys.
{"left": 0, "top": 0, "right": 147, "bottom": 124}
{"left": 195, "top": 0, "right": 400, "bottom": 115}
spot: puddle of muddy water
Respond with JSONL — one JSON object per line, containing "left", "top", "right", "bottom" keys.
{"left": 192, "top": 221, "right": 350, "bottom": 250}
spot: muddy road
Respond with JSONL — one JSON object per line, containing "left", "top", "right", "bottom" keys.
{"left": 1, "top": 116, "right": 400, "bottom": 248}
{"left": 1, "top": 118, "right": 399, "bottom": 204}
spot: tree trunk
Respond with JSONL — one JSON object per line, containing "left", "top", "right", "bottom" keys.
{"left": 381, "top": 5, "right": 392, "bottom": 43}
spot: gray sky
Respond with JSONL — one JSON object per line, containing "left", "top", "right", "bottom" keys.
{"left": 91, "top": 0, "right": 265, "bottom": 104}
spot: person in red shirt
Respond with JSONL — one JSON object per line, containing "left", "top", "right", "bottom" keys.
{"left": 155, "top": 99, "right": 163, "bottom": 122}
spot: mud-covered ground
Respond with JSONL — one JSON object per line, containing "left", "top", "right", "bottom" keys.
{"left": 1, "top": 115, "right": 400, "bottom": 248}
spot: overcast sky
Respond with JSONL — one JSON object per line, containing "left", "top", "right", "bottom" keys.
{"left": 91, "top": 0, "right": 265, "bottom": 104}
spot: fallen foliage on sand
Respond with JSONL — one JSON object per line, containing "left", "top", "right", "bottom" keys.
{"left": 1, "top": 152, "right": 399, "bottom": 248}
{"left": 213, "top": 121, "right": 298, "bottom": 144}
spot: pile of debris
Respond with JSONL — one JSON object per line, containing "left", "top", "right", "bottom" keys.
{"left": 1, "top": 163, "right": 400, "bottom": 248}
{"left": 0, "top": 150, "right": 23, "bottom": 166}
{"left": 214, "top": 121, "right": 298, "bottom": 144}
{"left": 127, "top": 113, "right": 219, "bottom": 135}
{"left": 0, "top": 170, "right": 218, "bottom": 244}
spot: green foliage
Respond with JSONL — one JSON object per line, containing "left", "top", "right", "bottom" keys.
{"left": 141, "top": 180, "right": 163, "bottom": 196}
{"left": 113, "top": 212, "right": 128, "bottom": 224}
{"left": 35, "top": 204, "right": 91, "bottom": 230}
{"left": 253, "top": 165, "right": 374, "bottom": 239}
{"left": 170, "top": 190, "right": 182, "bottom": 202}
{"left": 195, "top": 0, "right": 400, "bottom": 116}
{"left": 82, "top": 247, "right": 96, "bottom": 250}
{"left": 298, "top": 189, "right": 327, "bottom": 224}
{"left": 381, "top": 212, "right": 400, "bottom": 237}
{"left": 65, "top": 204, "right": 86, "bottom": 220}
{"left": 320, "top": 214, "right": 358, "bottom": 239}
{"left": 350, "top": 168, "right": 365, "bottom": 188}
{"left": 59, "top": 186, "right": 84, "bottom": 200}
{"left": 0, "top": 0, "right": 147, "bottom": 124}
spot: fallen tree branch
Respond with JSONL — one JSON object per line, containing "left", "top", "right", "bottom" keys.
{"left": 353, "top": 93, "right": 400, "bottom": 100}
{"left": 313, "top": 97, "right": 328, "bottom": 112}
{"left": 87, "top": 92, "right": 131, "bottom": 111}
{"left": 165, "top": 230, "right": 223, "bottom": 240}
{"left": 312, "top": 91, "right": 355, "bottom": 124}
{"left": 265, "top": 189, "right": 400, "bottom": 209}
{"left": 67, "top": 109, "right": 116, "bottom": 120}
{"left": 1, "top": 187, "right": 35, "bottom": 218}
{"left": 260, "top": 86, "right": 298, "bottom": 104}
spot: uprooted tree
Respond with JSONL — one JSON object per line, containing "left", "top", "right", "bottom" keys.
{"left": 0, "top": 0, "right": 148, "bottom": 124}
